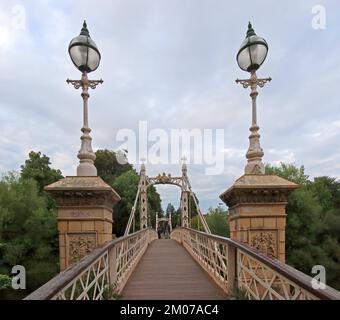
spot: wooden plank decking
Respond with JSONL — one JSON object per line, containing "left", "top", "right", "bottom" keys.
{"left": 121, "top": 239, "right": 227, "bottom": 300}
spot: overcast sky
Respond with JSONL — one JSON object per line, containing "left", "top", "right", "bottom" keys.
{"left": 0, "top": 0, "right": 339, "bottom": 212}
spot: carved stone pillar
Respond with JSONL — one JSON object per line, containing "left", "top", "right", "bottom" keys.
{"left": 220, "top": 175, "right": 298, "bottom": 263}
{"left": 45, "top": 176, "right": 120, "bottom": 271}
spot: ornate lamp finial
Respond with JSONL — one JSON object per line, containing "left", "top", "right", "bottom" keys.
{"left": 246, "top": 21, "right": 256, "bottom": 37}
{"left": 80, "top": 20, "right": 90, "bottom": 37}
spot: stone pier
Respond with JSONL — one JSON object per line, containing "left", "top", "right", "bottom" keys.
{"left": 220, "top": 174, "right": 298, "bottom": 263}
{"left": 45, "top": 176, "right": 120, "bottom": 271}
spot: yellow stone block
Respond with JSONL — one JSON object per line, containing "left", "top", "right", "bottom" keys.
{"left": 97, "top": 233, "right": 105, "bottom": 244}
{"left": 240, "top": 218, "right": 250, "bottom": 229}
{"left": 279, "top": 231, "right": 285, "bottom": 242}
{"left": 60, "top": 258, "right": 66, "bottom": 271}
{"left": 59, "top": 247, "right": 66, "bottom": 259}
{"left": 95, "top": 221, "right": 104, "bottom": 232}
{"left": 68, "top": 221, "right": 82, "bottom": 231}
{"left": 82, "top": 221, "right": 95, "bottom": 231}
{"left": 264, "top": 218, "right": 277, "bottom": 228}
{"left": 279, "top": 242, "right": 285, "bottom": 255}
{"left": 240, "top": 231, "right": 248, "bottom": 242}
{"left": 104, "top": 221, "right": 112, "bottom": 233}
{"left": 59, "top": 234, "right": 65, "bottom": 247}
{"left": 277, "top": 218, "right": 286, "bottom": 229}
{"left": 251, "top": 218, "right": 263, "bottom": 228}
{"left": 58, "top": 221, "right": 68, "bottom": 233}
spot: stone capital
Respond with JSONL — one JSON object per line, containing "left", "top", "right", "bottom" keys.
{"left": 220, "top": 174, "right": 298, "bottom": 208}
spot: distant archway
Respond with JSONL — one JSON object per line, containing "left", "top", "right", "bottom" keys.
{"left": 124, "top": 162, "right": 211, "bottom": 236}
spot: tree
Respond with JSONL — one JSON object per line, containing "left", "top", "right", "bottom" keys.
{"left": 20, "top": 151, "right": 63, "bottom": 211}
{"left": 265, "top": 162, "right": 340, "bottom": 290}
{"left": 147, "top": 185, "right": 162, "bottom": 229}
{"left": 265, "top": 162, "right": 309, "bottom": 185}
{"left": 0, "top": 173, "right": 58, "bottom": 299}
{"left": 110, "top": 169, "right": 162, "bottom": 236}
{"left": 95, "top": 149, "right": 162, "bottom": 236}
{"left": 0, "top": 275, "right": 11, "bottom": 290}
{"left": 191, "top": 206, "right": 229, "bottom": 237}
{"left": 95, "top": 149, "right": 132, "bottom": 185}
{"left": 20, "top": 151, "right": 63, "bottom": 192}
{"left": 112, "top": 170, "right": 140, "bottom": 236}
{"left": 172, "top": 208, "right": 181, "bottom": 228}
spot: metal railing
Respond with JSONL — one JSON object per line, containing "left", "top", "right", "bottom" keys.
{"left": 25, "top": 228, "right": 158, "bottom": 300}
{"left": 171, "top": 227, "right": 340, "bottom": 300}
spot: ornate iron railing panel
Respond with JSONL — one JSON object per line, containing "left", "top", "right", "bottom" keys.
{"left": 237, "top": 250, "right": 317, "bottom": 300}
{"left": 25, "top": 228, "right": 158, "bottom": 300}
{"left": 171, "top": 227, "right": 340, "bottom": 300}
{"left": 54, "top": 251, "right": 109, "bottom": 300}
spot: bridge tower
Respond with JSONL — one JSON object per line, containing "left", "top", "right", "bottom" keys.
{"left": 139, "top": 161, "right": 148, "bottom": 229}
{"left": 180, "top": 160, "right": 190, "bottom": 228}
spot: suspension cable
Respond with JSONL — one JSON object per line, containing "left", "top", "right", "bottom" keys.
{"left": 184, "top": 175, "right": 211, "bottom": 234}
{"left": 124, "top": 183, "right": 141, "bottom": 236}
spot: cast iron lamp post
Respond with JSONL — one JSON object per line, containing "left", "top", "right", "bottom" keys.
{"left": 236, "top": 22, "right": 271, "bottom": 175}
{"left": 67, "top": 21, "right": 103, "bottom": 176}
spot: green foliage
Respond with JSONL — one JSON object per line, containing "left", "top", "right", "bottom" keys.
{"left": 20, "top": 151, "right": 63, "bottom": 193}
{"left": 95, "top": 149, "right": 163, "bottom": 236}
{"left": 172, "top": 208, "right": 181, "bottom": 228}
{"left": 232, "top": 285, "right": 249, "bottom": 300}
{"left": 102, "top": 284, "right": 122, "bottom": 300}
{"left": 95, "top": 149, "right": 132, "bottom": 185}
{"left": 20, "top": 151, "right": 63, "bottom": 211}
{"left": 265, "top": 163, "right": 340, "bottom": 290}
{"left": 191, "top": 206, "right": 229, "bottom": 237}
{"left": 147, "top": 185, "right": 162, "bottom": 229}
{"left": 265, "top": 162, "right": 309, "bottom": 185}
{"left": 0, "top": 173, "right": 59, "bottom": 299}
{"left": 0, "top": 275, "right": 11, "bottom": 290}
{"left": 95, "top": 149, "right": 162, "bottom": 237}
{"left": 112, "top": 169, "right": 140, "bottom": 236}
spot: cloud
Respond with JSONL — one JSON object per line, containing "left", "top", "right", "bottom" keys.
{"left": 0, "top": 0, "right": 340, "bottom": 211}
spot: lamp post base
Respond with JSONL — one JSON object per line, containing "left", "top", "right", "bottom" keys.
{"left": 77, "top": 161, "right": 97, "bottom": 176}
{"left": 245, "top": 161, "right": 265, "bottom": 175}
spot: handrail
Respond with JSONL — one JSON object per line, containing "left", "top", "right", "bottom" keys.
{"left": 25, "top": 228, "right": 157, "bottom": 300}
{"left": 171, "top": 227, "right": 340, "bottom": 300}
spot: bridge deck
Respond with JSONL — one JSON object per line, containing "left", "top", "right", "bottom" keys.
{"left": 121, "top": 239, "right": 227, "bottom": 300}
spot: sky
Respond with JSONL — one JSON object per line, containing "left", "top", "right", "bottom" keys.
{"left": 0, "top": 0, "right": 339, "bottom": 212}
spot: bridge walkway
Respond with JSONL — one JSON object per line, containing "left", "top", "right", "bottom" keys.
{"left": 122, "top": 239, "right": 227, "bottom": 300}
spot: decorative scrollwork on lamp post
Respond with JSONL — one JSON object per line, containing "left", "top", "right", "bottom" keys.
{"left": 236, "top": 22, "right": 271, "bottom": 175}
{"left": 67, "top": 21, "right": 103, "bottom": 176}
